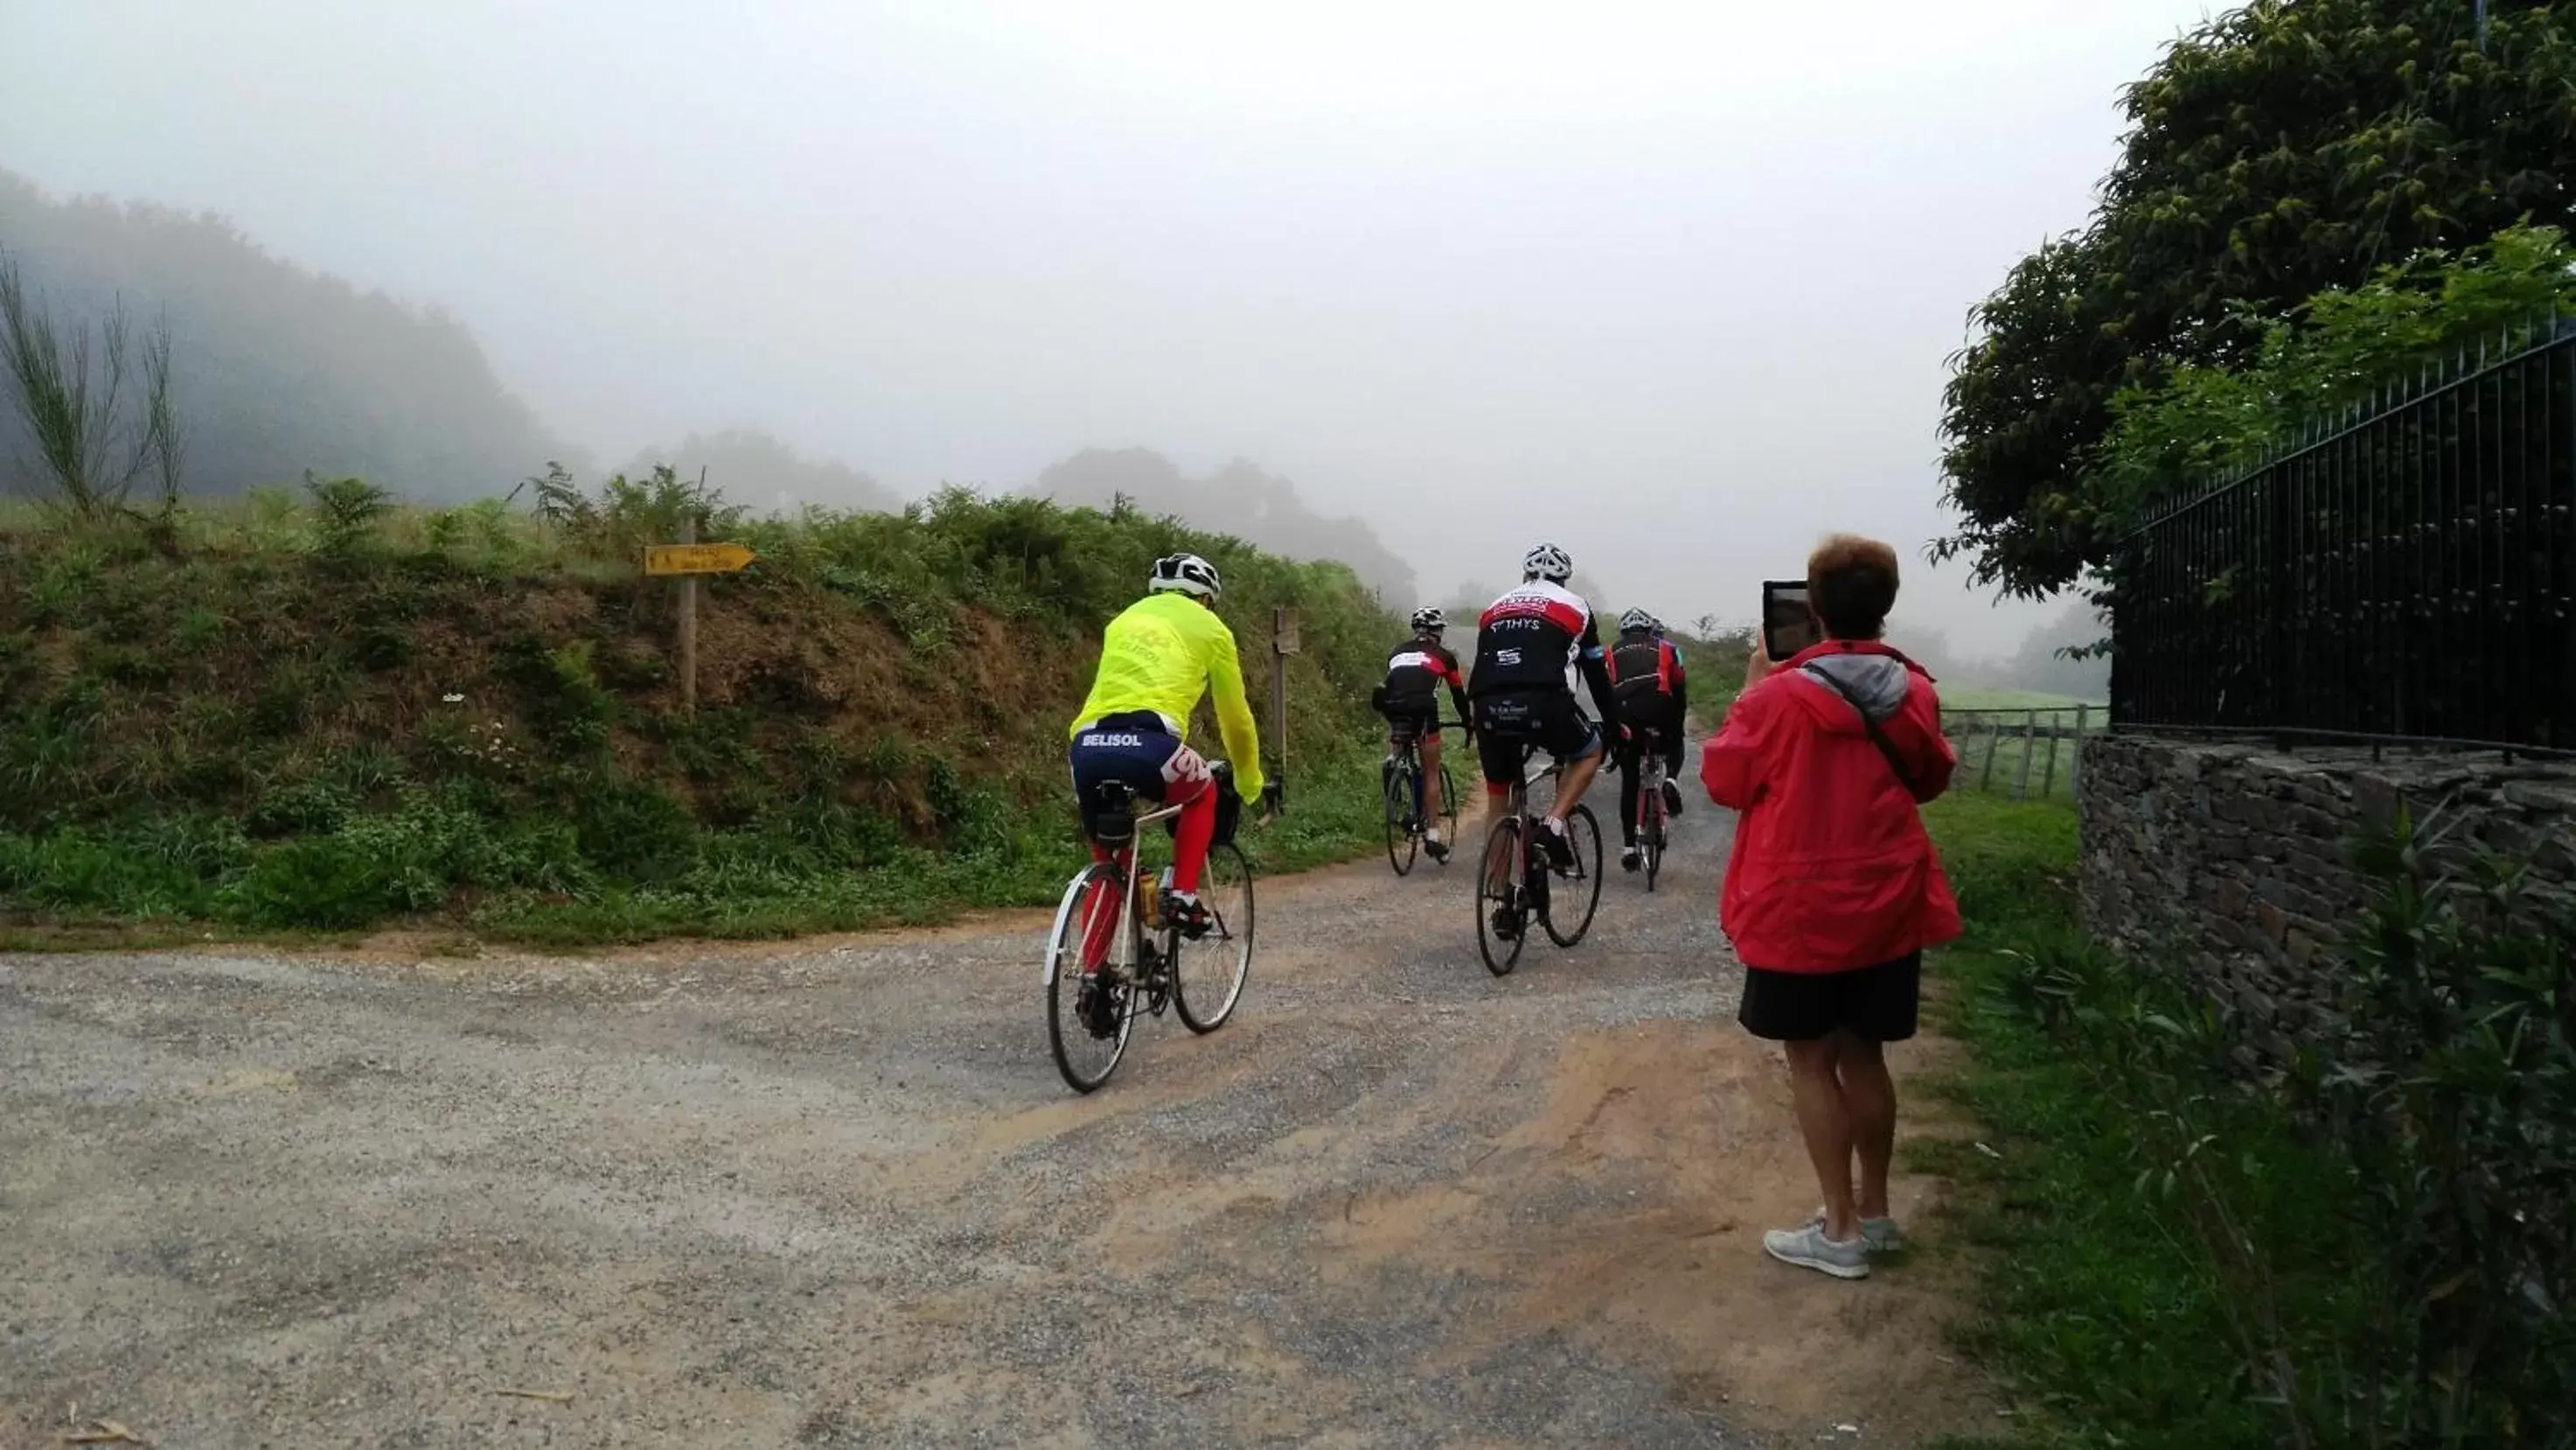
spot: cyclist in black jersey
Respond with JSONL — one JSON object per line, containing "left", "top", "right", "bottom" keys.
{"left": 1607, "top": 607, "right": 1690, "bottom": 871}
{"left": 1469, "top": 543, "right": 1626, "bottom": 869}
{"left": 1378, "top": 606, "right": 1472, "bottom": 861}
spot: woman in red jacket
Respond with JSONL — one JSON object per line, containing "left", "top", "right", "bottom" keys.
{"left": 1702, "top": 534, "right": 1961, "bottom": 1280}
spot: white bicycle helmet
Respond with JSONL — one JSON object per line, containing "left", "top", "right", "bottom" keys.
{"left": 1521, "top": 542, "right": 1573, "bottom": 582}
{"left": 1618, "top": 606, "right": 1655, "bottom": 633}
{"left": 1410, "top": 606, "right": 1447, "bottom": 632}
{"left": 1148, "top": 553, "right": 1222, "bottom": 598}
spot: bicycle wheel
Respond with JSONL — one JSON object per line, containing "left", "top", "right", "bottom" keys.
{"left": 1046, "top": 861, "right": 1135, "bottom": 1093}
{"left": 1438, "top": 761, "right": 1460, "bottom": 856}
{"left": 1384, "top": 761, "right": 1417, "bottom": 877}
{"left": 1175, "top": 842, "right": 1254, "bottom": 1032}
{"left": 1643, "top": 786, "right": 1665, "bottom": 894}
{"left": 1475, "top": 815, "right": 1527, "bottom": 976}
{"left": 1542, "top": 804, "right": 1604, "bottom": 946}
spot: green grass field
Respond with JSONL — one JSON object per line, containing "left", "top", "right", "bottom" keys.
{"left": 1936, "top": 683, "right": 2106, "bottom": 712}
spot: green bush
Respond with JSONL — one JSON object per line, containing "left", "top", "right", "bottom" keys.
{"left": 2291, "top": 812, "right": 2576, "bottom": 1443}
{"left": 570, "top": 777, "right": 700, "bottom": 884}
{"left": 220, "top": 836, "right": 413, "bottom": 929}
{"left": 0, "top": 477, "right": 1403, "bottom": 941}
{"left": 245, "top": 777, "right": 356, "bottom": 838}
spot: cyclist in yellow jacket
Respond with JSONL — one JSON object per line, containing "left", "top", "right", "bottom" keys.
{"left": 1068, "top": 553, "right": 1271, "bottom": 937}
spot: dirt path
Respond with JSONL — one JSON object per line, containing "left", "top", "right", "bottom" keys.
{"left": 1, "top": 791, "right": 1990, "bottom": 1447}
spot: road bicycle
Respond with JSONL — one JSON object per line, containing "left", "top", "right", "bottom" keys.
{"left": 1382, "top": 717, "right": 1466, "bottom": 877}
{"left": 1472, "top": 744, "right": 1604, "bottom": 976}
{"left": 1043, "top": 766, "right": 1255, "bottom": 1093}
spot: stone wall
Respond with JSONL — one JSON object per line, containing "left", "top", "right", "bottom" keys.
{"left": 2078, "top": 734, "right": 2576, "bottom": 1059}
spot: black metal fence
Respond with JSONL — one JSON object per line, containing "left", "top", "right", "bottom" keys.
{"left": 2113, "top": 320, "right": 2576, "bottom": 753}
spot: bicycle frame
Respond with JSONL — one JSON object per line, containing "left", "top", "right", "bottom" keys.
{"left": 1078, "top": 796, "right": 1187, "bottom": 987}
{"left": 1389, "top": 718, "right": 1467, "bottom": 823}
{"left": 1488, "top": 752, "right": 1564, "bottom": 893}
{"left": 1632, "top": 728, "right": 1667, "bottom": 839}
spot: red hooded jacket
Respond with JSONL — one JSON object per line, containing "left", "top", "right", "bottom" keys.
{"left": 1701, "top": 640, "right": 1962, "bottom": 973}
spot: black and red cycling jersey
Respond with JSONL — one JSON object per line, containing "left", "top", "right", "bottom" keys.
{"left": 1382, "top": 635, "right": 1468, "bottom": 722}
{"left": 1472, "top": 579, "right": 1623, "bottom": 729}
{"left": 1608, "top": 633, "right": 1689, "bottom": 712}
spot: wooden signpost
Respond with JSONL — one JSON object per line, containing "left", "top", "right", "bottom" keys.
{"left": 643, "top": 517, "right": 756, "bottom": 715}
{"left": 1271, "top": 607, "right": 1298, "bottom": 805}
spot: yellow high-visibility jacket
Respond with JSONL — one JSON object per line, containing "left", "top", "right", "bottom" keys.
{"left": 1069, "top": 592, "right": 1267, "bottom": 801}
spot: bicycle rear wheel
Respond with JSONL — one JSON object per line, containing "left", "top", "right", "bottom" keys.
{"left": 1475, "top": 815, "right": 1527, "bottom": 976}
{"left": 1175, "top": 842, "right": 1254, "bottom": 1032}
{"left": 1542, "top": 804, "right": 1604, "bottom": 946}
{"left": 1643, "top": 786, "right": 1665, "bottom": 894}
{"left": 1046, "top": 862, "right": 1135, "bottom": 1093}
{"left": 1384, "top": 761, "right": 1417, "bottom": 877}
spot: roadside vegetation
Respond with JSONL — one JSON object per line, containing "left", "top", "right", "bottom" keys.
{"left": 0, "top": 471, "right": 1406, "bottom": 947}
{"left": 1922, "top": 792, "right": 2573, "bottom": 1448}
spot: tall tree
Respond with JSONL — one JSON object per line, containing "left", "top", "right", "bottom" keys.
{"left": 1939, "top": 0, "right": 2575, "bottom": 598}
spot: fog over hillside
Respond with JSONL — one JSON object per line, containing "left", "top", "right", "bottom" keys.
{"left": 3, "top": 0, "right": 2215, "bottom": 659}
{"left": 0, "top": 170, "right": 567, "bottom": 500}
{"left": 1030, "top": 449, "right": 1417, "bottom": 607}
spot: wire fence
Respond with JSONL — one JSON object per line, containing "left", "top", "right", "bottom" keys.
{"left": 2111, "top": 318, "right": 2576, "bottom": 754}
{"left": 1944, "top": 706, "right": 2102, "bottom": 801}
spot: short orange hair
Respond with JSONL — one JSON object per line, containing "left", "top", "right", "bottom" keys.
{"left": 1807, "top": 534, "right": 1900, "bottom": 640}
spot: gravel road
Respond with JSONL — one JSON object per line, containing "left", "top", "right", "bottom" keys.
{"left": 3, "top": 778, "right": 1982, "bottom": 1447}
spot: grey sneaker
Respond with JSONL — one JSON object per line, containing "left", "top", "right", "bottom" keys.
{"left": 1803, "top": 1207, "right": 1905, "bottom": 1254}
{"left": 1763, "top": 1222, "right": 1869, "bottom": 1279}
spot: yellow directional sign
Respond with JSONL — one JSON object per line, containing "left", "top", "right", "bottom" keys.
{"left": 643, "top": 542, "right": 757, "bottom": 576}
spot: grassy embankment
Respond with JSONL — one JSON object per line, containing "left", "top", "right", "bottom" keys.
{"left": 0, "top": 476, "right": 1411, "bottom": 949}
{"left": 1921, "top": 791, "right": 2570, "bottom": 1447}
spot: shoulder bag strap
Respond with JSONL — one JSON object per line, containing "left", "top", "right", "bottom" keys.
{"left": 1799, "top": 663, "right": 1919, "bottom": 797}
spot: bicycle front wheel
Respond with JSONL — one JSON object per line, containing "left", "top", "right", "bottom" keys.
{"left": 1438, "top": 761, "right": 1460, "bottom": 857}
{"left": 1542, "top": 804, "right": 1604, "bottom": 946}
{"left": 1475, "top": 815, "right": 1526, "bottom": 976}
{"left": 1384, "top": 763, "right": 1418, "bottom": 877}
{"left": 1046, "top": 861, "right": 1135, "bottom": 1093}
{"left": 1175, "top": 842, "right": 1254, "bottom": 1032}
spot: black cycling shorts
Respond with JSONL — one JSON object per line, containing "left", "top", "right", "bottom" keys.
{"left": 1619, "top": 694, "right": 1684, "bottom": 749}
{"left": 1472, "top": 689, "right": 1601, "bottom": 785}
{"left": 1383, "top": 705, "right": 1438, "bottom": 747}
{"left": 1737, "top": 953, "right": 1921, "bottom": 1043}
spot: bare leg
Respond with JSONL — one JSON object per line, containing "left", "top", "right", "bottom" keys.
{"left": 1783, "top": 1038, "right": 1859, "bottom": 1241}
{"left": 1548, "top": 749, "right": 1604, "bottom": 821}
{"left": 1835, "top": 1030, "right": 1897, "bottom": 1221}
{"left": 1482, "top": 784, "right": 1516, "bottom": 894}
{"left": 1420, "top": 735, "right": 1445, "bottom": 826}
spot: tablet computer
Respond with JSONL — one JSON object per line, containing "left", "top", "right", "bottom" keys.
{"left": 1762, "top": 580, "right": 1821, "bottom": 662}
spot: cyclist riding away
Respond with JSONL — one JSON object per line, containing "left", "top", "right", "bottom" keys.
{"left": 1379, "top": 606, "right": 1472, "bottom": 861}
{"left": 1471, "top": 543, "right": 1624, "bottom": 874}
{"left": 1607, "top": 607, "right": 1690, "bottom": 872}
{"left": 1067, "top": 554, "right": 1270, "bottom": 941}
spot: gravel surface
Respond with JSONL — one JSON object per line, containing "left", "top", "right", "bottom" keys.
{"left": 3, "top": 780, "right": 1983, "bottom": 1447}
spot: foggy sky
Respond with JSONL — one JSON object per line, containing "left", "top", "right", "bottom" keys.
{"left": 1, "top": 0, "right": 2211, "bottom": 656}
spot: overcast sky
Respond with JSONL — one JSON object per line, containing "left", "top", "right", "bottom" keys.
{"left": 3, "top": 0, "right": 2212, "bottom": 656}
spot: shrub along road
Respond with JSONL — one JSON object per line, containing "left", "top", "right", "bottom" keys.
{"left": 1, "top": 784, "right": 1988, "bottom": 1447}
